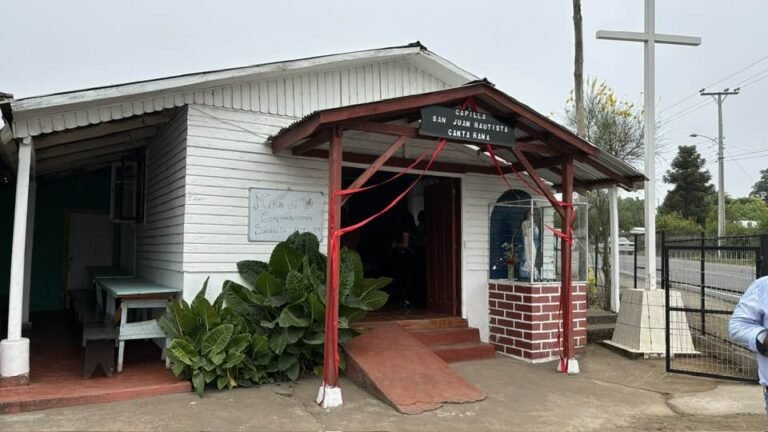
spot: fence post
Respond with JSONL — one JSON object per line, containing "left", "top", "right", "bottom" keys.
{"left": 760, "top": 234, "right": 768, "bottom": 278}
{"left": 700, "top": 231, "right": 706, "bottom": 336}
{"left": 660, "top": 231, "right": 666, "bottom": 287}
{"left": 633, "top": 234, "right": 639, "bottom": 289}
{"left": 664, "top": 242, "right": 671, "bottom": 371}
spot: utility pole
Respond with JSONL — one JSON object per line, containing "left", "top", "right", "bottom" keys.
{"left": 700, "top": 88, "right": 739, "bottom": 240}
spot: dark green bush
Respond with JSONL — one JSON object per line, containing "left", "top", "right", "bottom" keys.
{"left": 159, "top": 232, "right": 391, "bottom": 395}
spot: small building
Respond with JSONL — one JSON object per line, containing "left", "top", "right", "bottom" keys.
{"left": 0, "top": 43, "right": 643, "bottom": 387}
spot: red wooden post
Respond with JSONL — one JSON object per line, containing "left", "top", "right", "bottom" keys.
{"left": 560, "top": 155, "right": 575, "bottom": 363}
{"left": 323, "top": 127, "right": 342, "bottom": 392}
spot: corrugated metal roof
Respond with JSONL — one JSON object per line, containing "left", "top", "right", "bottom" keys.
{"left": 269, "top": 81, "right": 645, "bottom": 192}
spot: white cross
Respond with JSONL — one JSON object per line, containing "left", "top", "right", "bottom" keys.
{"left": 597, "top": 0, "right": 700, "bottom": 290}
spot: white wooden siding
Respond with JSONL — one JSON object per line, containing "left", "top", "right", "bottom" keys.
{"left": 135, "top": 107, "right": 188, "bottom": 288}
{"left": 14, "top": 60, "right": 451, "bottom": 138}
{"left": 183, "top": 105, "right": 329, "bottom": 280}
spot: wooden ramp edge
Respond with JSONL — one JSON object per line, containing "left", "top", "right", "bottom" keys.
{"left": 343, "top": 323, "right": 486, "bottom": 414}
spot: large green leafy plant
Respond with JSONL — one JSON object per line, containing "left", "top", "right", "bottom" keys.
{"left": 159, "top": 232, "right": 391, "bottom": 395}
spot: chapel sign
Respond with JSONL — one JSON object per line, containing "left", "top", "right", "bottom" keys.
{"left": 419, "top": 105, "right": 516, "bottom": 147}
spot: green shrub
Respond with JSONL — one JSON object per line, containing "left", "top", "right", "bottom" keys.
{"left": 159, "top": 232, "right": 391, "bottom": 396}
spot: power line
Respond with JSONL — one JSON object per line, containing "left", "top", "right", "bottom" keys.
{"left": 724, "top": 147, "right": 768, "bottom": 159}
{"left": 730, "top": 66, "right": 768, "bottom": 88}
{"left": 739, "top": 71, "right": 768, "bottom": 89}
{"left": 660, "top": 99, "right": 713, "bottom": 126}
{"left": 725, "top": 149, "right": 755, "bottom": 181}
{"left": 717, "top": 153, "right": 768, "bottom": 163}
{"left": 659, "top": 54, "right": 768, "bottom": 114}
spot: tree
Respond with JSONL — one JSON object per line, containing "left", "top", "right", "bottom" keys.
{"left": 751, "top": 168, "right": 768, "bottom": 203}
{"left": 618, "top": 197, "right": 644, "bottom": 233}
{"left": 566, "top": 79, "right": 644, "bottom": 308}
{"left": 656, "top": 213, "right": 703, "bottom": 235}
{"left": 660, "top": 145, "right": 715, "bottom": 225}
{"left": 704, "top": 196, "right": 768, "bottom": 234}
{"left": 572, "top": 0, "right": 585, "bottom": 138}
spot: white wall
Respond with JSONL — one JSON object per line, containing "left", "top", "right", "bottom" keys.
{"left": 136, "top": 107, "right": 188, "bottom": 289}
{"left": 182, "top": 104, "right": 329, "bottom": 301}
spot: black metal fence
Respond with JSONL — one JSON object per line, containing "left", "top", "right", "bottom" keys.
{"left": 662, "top": 243, "right": 762, "bottom": 382}
{"left": 626, "top": 232, "right": 768, "bottom": 293}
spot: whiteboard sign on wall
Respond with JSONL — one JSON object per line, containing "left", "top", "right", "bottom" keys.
{"left": 248, "top": 188, "right": 324, "bottom": 241}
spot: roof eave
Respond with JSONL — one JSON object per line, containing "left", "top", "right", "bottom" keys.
{"left": 11, "top": 44, "right": 427, "bottom": 113}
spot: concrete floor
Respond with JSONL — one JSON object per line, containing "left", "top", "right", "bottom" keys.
{"left": 1, "top": 345, "right": 764, "bottom": 431}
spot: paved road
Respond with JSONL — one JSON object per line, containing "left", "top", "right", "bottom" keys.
{"left": 618, "top": 254, "right": 758, "bottom": 303}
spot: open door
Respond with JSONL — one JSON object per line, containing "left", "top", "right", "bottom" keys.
{"left": 424, "top": 178, "right": 461, "bottom": 316}
{"left": 65, "top": 212, "right": 113, "bottom": 294}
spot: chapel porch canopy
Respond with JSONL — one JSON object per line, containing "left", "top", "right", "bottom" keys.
{"left": 269, "top": 81, "right": 645, "bottom": 192}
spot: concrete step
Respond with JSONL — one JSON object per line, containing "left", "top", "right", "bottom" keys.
{"left": 587, "top": 323, "right": 615, "bottom": 343}
{"left": 411, "top": 327, "right": 481, "bottom": 346}
{"left": 587, "top": 310, "right": 618, "bottom": 325}
{"left": 431, "top": 342, "right": 497, "bottom": 363}
{"left": 354, "top": 316, "right": 468, "bottom": 332}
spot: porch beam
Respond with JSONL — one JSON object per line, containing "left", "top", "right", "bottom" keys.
{"left": 336, "top": 120, "right": 419, "bottom": 138}
{"left": 271, "top": 115, "right": 323, "bottom": 154}
{"left": 553, "top": 175, "right": 645, "bottom": 192}
{"left": 514, "top": 142, "right": 560, "bottom": 156}
{"left": 512, "top": 147, "right": 566, "bottom": 219}
{"left": 38, "top": 160, "right": 117, "bottom": 179}
{"left": 33, "top": 112, "right": 169, "bottom": 149}
{"left": 292, "top": 134, "right": 330, "bottom": 156}
{"left": 303, "top": 149, "right": 561, "bottom": 176}
{"left": 516, "top": 135, "right": 538, "bottom": 143}
{"left": 36, "top": 127, "right": 156, "bottom": 160}
{"left": 36, "top": 152, "right": 127, "bottom": 177}
{"left": 1, "top": 136, "right": 33, "bottom": 383}
{"left": 582, "top": 158, "right": 635, "bottom": 189}
{"left": 546, "top": 166, "right": 593, "bottom": 191}
{"left": 37, "top": 139, "right": 146, "bottom": 172}
{"left": 341, "top": 135, "right": 408, "bottom": 206}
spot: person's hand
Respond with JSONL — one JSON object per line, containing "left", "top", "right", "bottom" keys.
{"left": 757, "top": 329, "right": 768, "bottom": 356}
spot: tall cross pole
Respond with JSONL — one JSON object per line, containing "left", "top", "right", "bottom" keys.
{"left": 597, "top": 0, "right": 700, "bottom": 290}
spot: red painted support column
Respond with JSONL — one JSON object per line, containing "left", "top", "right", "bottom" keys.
{"left": 560, "top": 155, "right": 576, "bottom": 366}
{"left": 319, "top": 127, "right": 343, "bottom": 406}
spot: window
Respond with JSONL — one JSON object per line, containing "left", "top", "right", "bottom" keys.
{"left": 110, "top": 152, "right": 145, "bottom": 222}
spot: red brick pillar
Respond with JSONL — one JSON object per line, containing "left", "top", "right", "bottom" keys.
{"left": 489, "top": 281, "right": 587, "bottom": 361}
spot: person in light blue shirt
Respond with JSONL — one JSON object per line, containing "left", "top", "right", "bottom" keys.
{"left": 729, "top": 276, "right": 768, "bottom": 413}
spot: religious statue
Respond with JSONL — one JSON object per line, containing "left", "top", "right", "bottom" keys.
{"left": 518, "top": 210, "right": 538, "bottom": 280}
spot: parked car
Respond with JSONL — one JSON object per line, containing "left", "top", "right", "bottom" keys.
{"left": 618, "top": 237, "right": 635, "bottom": 254}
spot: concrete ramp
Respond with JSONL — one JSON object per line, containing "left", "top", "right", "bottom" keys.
{"left": 343, "top": 323, "right": 486, "bottom": 414}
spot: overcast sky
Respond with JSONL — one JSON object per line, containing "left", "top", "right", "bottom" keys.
{"left": 1, "top": 0, "right": 766, "bottom": 199}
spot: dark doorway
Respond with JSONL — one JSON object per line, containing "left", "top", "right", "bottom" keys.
{"left": 424, "top": 179, "right": 461, "bottom": 315}
{"left": 341, "top": 168, "right": 461, "bottom": 316}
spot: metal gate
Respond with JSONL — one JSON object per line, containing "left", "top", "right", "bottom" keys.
{"left": 662, "top": 244, "right": 761, "bottom": 382}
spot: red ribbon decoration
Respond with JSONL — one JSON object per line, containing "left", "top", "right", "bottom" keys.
{"left": 320, "top": 137, "right": 448, "bottom": 402}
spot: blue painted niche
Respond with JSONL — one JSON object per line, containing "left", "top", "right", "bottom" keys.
{"left": 489, "top": 189, "right": 531, "bottom": 279}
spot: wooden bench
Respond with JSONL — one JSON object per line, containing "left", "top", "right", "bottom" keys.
{"left": 82, "top": 324, "right": 118, "bottom": 378}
